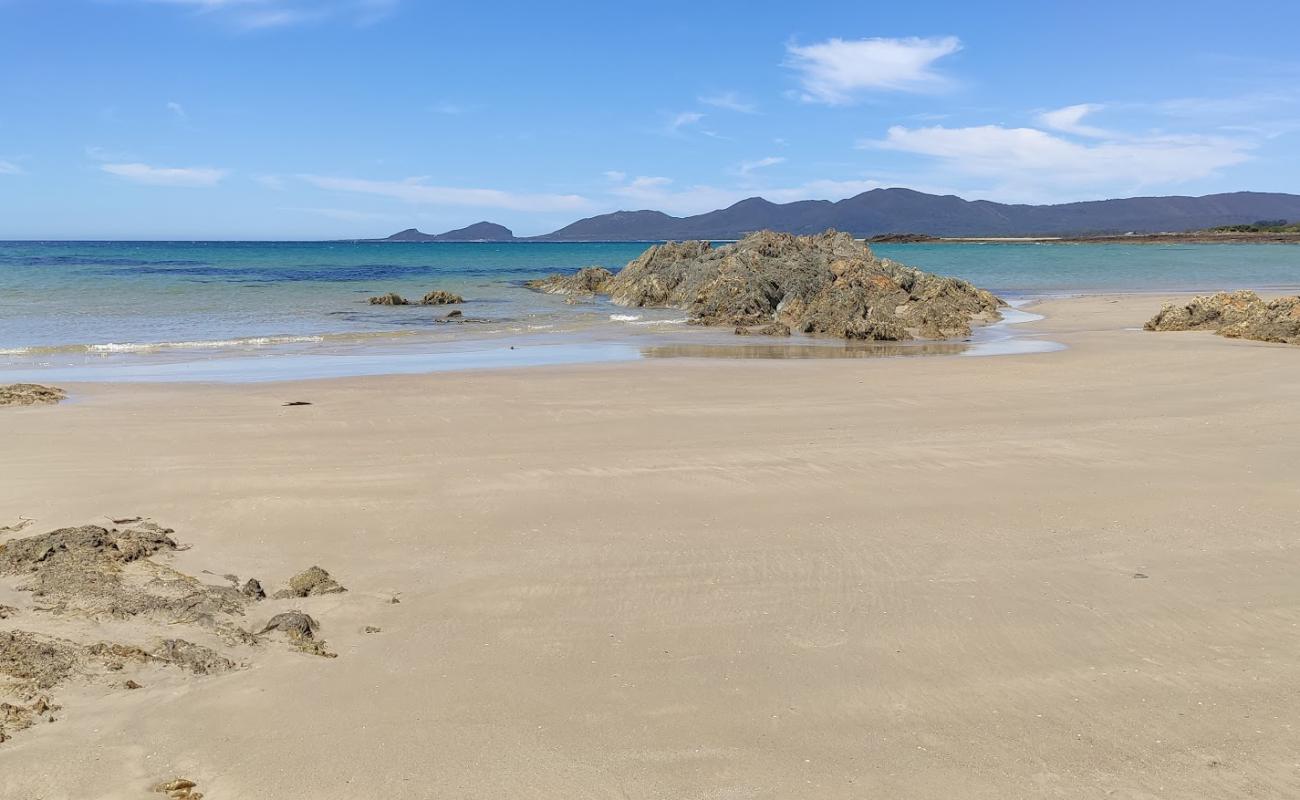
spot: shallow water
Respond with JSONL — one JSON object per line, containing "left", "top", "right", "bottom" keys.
{"left": 0, "top": 240, "right": 1294, "bottom": 380}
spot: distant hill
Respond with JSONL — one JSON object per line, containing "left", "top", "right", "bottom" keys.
{"left": 528, "top": 189, "right": 1300, "bottom": 240}
{"left": 376, "top": 221, "right": 516, "bottom": 242}
{"left": 371, "top": 190, "right": 1300, "bottom": 242}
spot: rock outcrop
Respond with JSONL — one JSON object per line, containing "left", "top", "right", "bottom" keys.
{"left": 1145, "top": 291, "right": 1300, "bottom": 344}
{"left": 368, "top": 290, "right": 465, "bottom": 306}
{"left": 527, "top": 230, "right": 1004, "bottom": 340}
{"left": 419, "top": 290, "right": 464, "bottom": 305}
{"left": 0, "top": 384, "right": 66, "bottom": 407}
{"left": 0, "top": 519, "right": 353, "bottom": 744}
{"left": 525, "top": 266, "right": 614, "bottom": 297}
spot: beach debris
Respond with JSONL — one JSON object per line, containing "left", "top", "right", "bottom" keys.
{"left": 364, "top": 625, "right": 382, "bottom": 634}
{"left": 368, "top": 291, "right": 410, "bottom": 305}
{"left": 527, "top": 230, "right": 1005, "bottom": 340}
{"left": 1145, "top": 291, "right": 1300, "bottom": 344}
{"left": 0, "top": 520, "right": 358, "bottom": 743}
{"left": 256, "top": 611, "right": 335, "bottom": 658}
{"left": 389, "top": 595, "right": 401, "bottom": 604}
{"left": 152, "top": 639, "right": 237, "bottom": 675}
{"left": 153, "top": 777, "right": 203, "bottom": 799}
{"left": 0, "top": 517, "right": 35, "bottom": 534}
{"left": 420, "top": 289, "right": 464, "bottom": 305}
{"left": 282, "top": 401, "right": 312, "bottom": 406}
{"left": 0, "top": 522, "right": 244, "bottom": 623}
{"left": 0, "top": 384, "right": 66, "bottom": 407}
{"left": 445, "top": 309, "right": 463, "bottom": 318}
{"left": 1132, "top": 573, "right": 1149, "bottom": 579}
{"left": 273, "top": 566, "right": 347, "bottom": 599}
{"left": 0, "top": 630, "right": 81, "bottom": 691}
{"left": 110, "top": 516, "right": 143, "bottom": 525}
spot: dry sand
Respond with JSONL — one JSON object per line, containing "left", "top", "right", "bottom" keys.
{"left": 1, "top": 294, "right": 1298, "bottom": 799}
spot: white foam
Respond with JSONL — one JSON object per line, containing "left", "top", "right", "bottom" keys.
{"left": 84, "top": 335, "right": 324, "bottom": 353}
{"left": 628, "top": 318, "right": 689, "bottom": 326}
{"left": 609, "top": 314, "right": 642, "bottom": 322}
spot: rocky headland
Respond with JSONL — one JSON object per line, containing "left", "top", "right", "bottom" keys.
{"left": 1145, "top": 291, "right": 1300, "bottom": 344}
{"left": 527, "top": 230, "right": 1005, "bottom": 340}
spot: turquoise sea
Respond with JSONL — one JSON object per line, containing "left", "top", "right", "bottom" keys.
{"left": 0, "top": 240, "right": 1297, "bottom": 381}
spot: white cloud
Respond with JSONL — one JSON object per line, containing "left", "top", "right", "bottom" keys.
{"left": 431, "top": 102, "right": 464, "bottom": 115}
{"left": 699, "top": 92, "right": 757, "bottom": 114}
{"left": 1037, "top": 103, "right": 1111, "bottom": 138}
{"left": 300, "top": 174, "right": 591, "bottom": 212}
{"left": 735, "top": 156, "right": 785, "bottom": 177}
{"left": 102, "top": 162, "right": 228, "bottom": 187}
{"left": 867, "top": 124, "right": 1252, "bottom": 200}
{"left": 166, "top": 101, "right": 188, "bottom": 119}
{"left": 784, "top": 36, "right": 961, "bottom": 104}
{"left": 255, "top": 174, "right": 287, "bottom": 190}
{"left": 138, "top": 0, "right": 397, "bottom": 29}
{"left": 602, "top": 170, "right": 627, "bottom": 182}
{"left": 666, "top": 111, "right": 704, "bottom": 134}
{"left": 0, "top": 160, "right": 24, "bottom": 175}
{"left": 288, "top": 207, "right": 404, "bottom": 223}
{"left": 606, "top": 174, "right": 881, "bottom": 215}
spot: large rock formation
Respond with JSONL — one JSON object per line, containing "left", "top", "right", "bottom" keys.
{"left": 1145, "top": 291, "right": 1300, "bottom": 344}
{"left": 527, "top": 230, "right": 1004, "bottom": 340}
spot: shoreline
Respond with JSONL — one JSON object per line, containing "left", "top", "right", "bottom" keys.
{"left": 5, "top": 288, "right": 1298, "bottom": 386}
{"left": 4, "top": 292, "right": 1299, "bottom": 798}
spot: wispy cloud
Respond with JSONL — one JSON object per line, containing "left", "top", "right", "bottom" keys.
{"left": 865, "top": 123, "right": 1252, "bottom": 201}
{"left": 785, "top": 36, "right": 962, "bottom": 104}
{"left": 300, "top": 174, "right": 590, "bottom": 212}
{"left": 606, "top": 174, "right": 880, "bottom": 215}
{"left": 602, "top": 170, "right": 627, "bottom": 182}
{"left": 255, "top": 174, "right": 287, "bottom": 190}
{"left": 699, "top": 92, "right": 757, "bottom": 114}
{"left": 137, "top": 0, "right": 398, "bottom": 30}
{"left": 735, "top": 156, "right": 786, "bottom": 177}
{"left": 101, "top": 162, "right": 228, "bottom": 187}
{"left": 166, "top": 100, "right": 188, "bottom": 120}
{"left": 666, "top": 111, "right": 704, "bottom": 135}
{"left": 0, "top": 160, "right": 24, "bottom": 175}
{"left": 287, "top": 207, "right": 404, "bottom": 223}
{"left": 431, "top": 102, "right": 465, "bottom": 115}
{"left": 1037, "top": 103, "right": 1111, "bottom": 138}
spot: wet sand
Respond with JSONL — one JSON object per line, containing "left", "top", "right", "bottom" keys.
{"left": 2, "top": 294, "right": 1298, "bottom": 799}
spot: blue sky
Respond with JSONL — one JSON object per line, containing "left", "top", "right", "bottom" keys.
{"left": 2, "top": 0, "right": 1299, "bottom": 239}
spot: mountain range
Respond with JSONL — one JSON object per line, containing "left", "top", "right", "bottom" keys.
{"left": 370, "top": 189, "right": 1300, "bottom": 242}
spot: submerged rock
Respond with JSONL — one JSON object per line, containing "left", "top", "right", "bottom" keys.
{"left": 368, "top": 290, "right": 464, "bottom": 306}
{"left": 419, "top": 289, "right": 464, "bottom": 305}
{"left": 0, "top": 384, "right": 66, "bottom": 407}
{"left": 1145, "top": 291, "right": 1300, "bottom": 344}
{"left": 528, "top": 230, "right": 1003, "bottom": 340}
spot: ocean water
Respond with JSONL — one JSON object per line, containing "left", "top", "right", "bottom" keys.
{"left": 0, "top": 240, "right": 1296, "bottom": 381}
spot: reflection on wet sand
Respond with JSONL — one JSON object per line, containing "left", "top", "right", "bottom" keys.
{"left": 640, "top": 340, "right": 969, "bottom": 360}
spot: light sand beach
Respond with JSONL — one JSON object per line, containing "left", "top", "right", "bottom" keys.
{"left": 2, "top": 293, "right": 1298, "bottom": 799}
